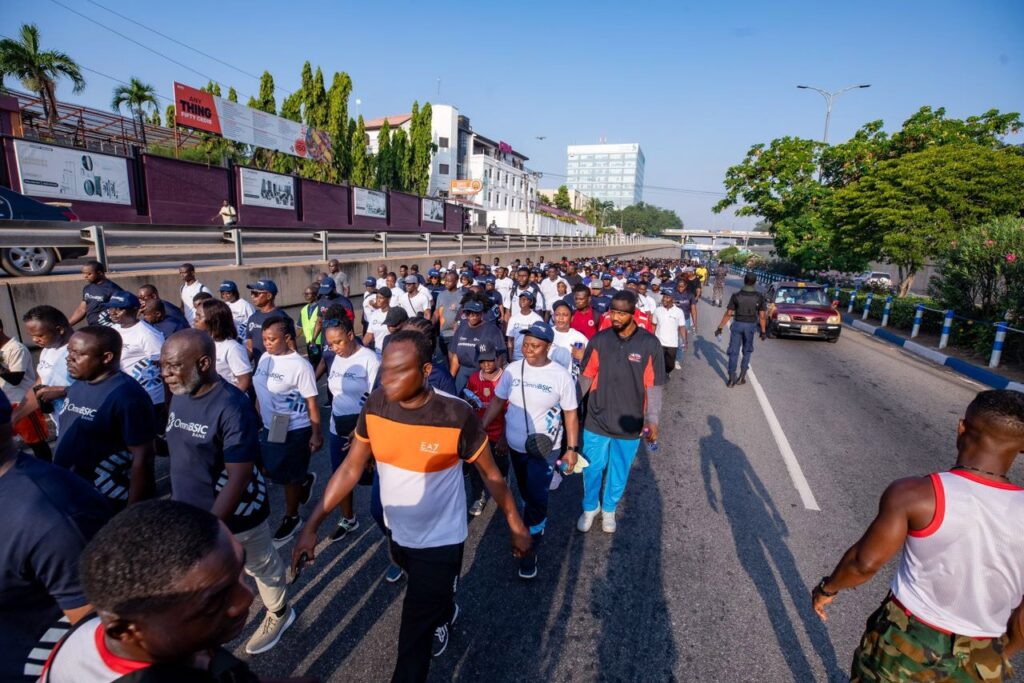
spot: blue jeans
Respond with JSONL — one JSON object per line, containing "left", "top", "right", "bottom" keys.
{"left": 581, "top": 429, "right": 641, "bottom": 514}
{"left": 510, "top": 447, "right": 560, "bottom": 536}
{"left": 727, "top": 321, "right": 758, "bottom": 376}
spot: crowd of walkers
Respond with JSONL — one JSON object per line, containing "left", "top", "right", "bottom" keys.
{"left": 2, "top": 252, "right": 1024, "bottom": 682}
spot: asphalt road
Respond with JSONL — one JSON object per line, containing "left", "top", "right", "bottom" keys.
{"left": 229, "top": 276, "right": 1020, "bottom": 682}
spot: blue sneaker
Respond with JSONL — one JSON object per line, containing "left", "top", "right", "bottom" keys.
{"left": 518, "top": 553, "right": 538, "bottom": 580}
{"left": 385, "top": 563, "right": 405, "bottom": 583}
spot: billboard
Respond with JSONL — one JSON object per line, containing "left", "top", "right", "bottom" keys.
{"left": 422, "top": 197, "right": 444, "bottom": 223}
{"left": 353, "top": 188, "right": 387, "bottom": 219}
{"left": 240, "top": 168, "right": 295, "bottom": 210}
{"left": 174, "top": 82, "right": 331, "bottom": 162}
{"left": 449, "top": 179, "right": 482, "bottom": 196}
{"left": 13, "top": 140, "right": 131, "bottom": 205}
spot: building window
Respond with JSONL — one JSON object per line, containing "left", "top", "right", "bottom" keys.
{"left": 439, "top": 136, "right": 449, "bottom": 148}
{"left": 487, "top": 191, "right": 492, "bottom": 202}
{"left": 439, "top": 163, "right": 450, "bottom": 175}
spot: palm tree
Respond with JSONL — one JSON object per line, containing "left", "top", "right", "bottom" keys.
{"left": 0, "top": 23, "right": 85, "bottom": 129}
{"left": 111, "top": 78, "right": 158, "bottom": 148}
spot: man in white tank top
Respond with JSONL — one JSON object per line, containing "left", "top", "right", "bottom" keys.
{"left": 812, "top": 390, "right": 1024, "bottom": 681}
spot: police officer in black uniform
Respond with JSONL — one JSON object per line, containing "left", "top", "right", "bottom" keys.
{"left": 714, "top": 272, "right": 767, "bottom": 387}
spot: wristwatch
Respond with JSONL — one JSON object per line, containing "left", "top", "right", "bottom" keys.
{"left": 815, "top": 576, "right": 837, "bottom": 597}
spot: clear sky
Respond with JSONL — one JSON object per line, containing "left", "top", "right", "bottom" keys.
{"left": 5, "top": 0, "right": 1023, "bottom": 229}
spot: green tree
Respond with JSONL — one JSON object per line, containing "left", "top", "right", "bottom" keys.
{"left": 350, "top": 115, "right": 372, "bottom": 187}
{"left": 0, "top": 23, "right": 85, "bottom": 128}
{"left": 227, "top": 87, "right": 238, "bottom": 103}
{"left": 248, "top": 71, "right": 277, "bottom": 170}
{"left": 583, "top": 197, "right": 615, "bottom": 227}
{"left": 553, "top": 185, "right": 572, "bottom": 211}
{"left": 111, "top": 77, "right": 158, "bottom": 147}
{"left": 326, "top": 71, "right": 352, "bottom": 182}
{"left": 831, "top": 145, "right": 1024, "bottom": 295}
{"left": 375, "top": 119, "right": 393, "bottom": 189}
{"left": 147, "top": 108, "right": 161, "bottom": 127}
{"left": 299, "top": 65, "right": 329, "bottom": 181}
{"left": 392, "top": 127, "right": 411, "bottom": 192}
{"left": 409, "top": 102, "right": 436, "bottom": 196}
{"left": 164, "top": 104, "right": 175, "bottom": 128}
{"left": 271, "top": 91, "right": 303, "bottom": 175}
{"left": 607, "top": 202, "right": 683, "bottom": 236}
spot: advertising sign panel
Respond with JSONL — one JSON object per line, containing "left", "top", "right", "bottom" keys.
{"left": 240, "top": 168, "right": 295, "bottom": 210}
{"left": 13, "top": 140, "right": 131, "bottom": 205}
{"left": 353, "top": 188, "right": 387, "bottom": 219}
{"left": 174, "top": 82, "right": 331, "bottom": 162}
{"left": 449, "top": 179, "right": 482, "bottom": 196}
{"left": 421, "top": 197, "right": 444, "bottom": 223}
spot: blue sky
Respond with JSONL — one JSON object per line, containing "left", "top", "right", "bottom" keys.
{"left": 5, "top": 0, "right": 1023, "bottom": 228}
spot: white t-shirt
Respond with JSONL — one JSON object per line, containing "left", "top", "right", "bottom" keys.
{"left": 654, "top": 305, "right": 686, "bottom": 348}
{"left": 610, "top": 276, "right": 627, "bottom": 291}
{"left": 496, "top": 360, "right": 578, "bottom": 453}
{"left": 226, "top": 298, "right": 256, "bottom": 339}
{"left": 116, "top": 321, "right": 165, "bottom": 405}
{"left": 361, "top": 293, "right": 376, "bottom": 323}
{"left": 506, "top": 311, "right": 543, "bottom": 361}
{"left": 327, "top": 347, "right": 380, "bottom": 430}
{"left": 214, "top": 338, "right": 252, "bottom": 387}
{"left": 253, "top": 351, "right": 318, "bottom": 431}
{"left": 375, "top": 277, "right": 388, "bottom": 289}
{"left": 395, "top": 288, "right": 432, "bottom": 317}
{"left": 550, "top": 327, "right": 589, "bottom": 379}
{"left": 0, "top": 337, "right": 35, "bottom": 404}
{"left": 636, "top": 293, "right": 658, "bottom": 315}
{"left": 37, "top": 344, "right": 73, "bottom": 424}
{"left": 180, "top": 280, "right": 212, "bottom": 324}
{"left": 538, "top": 277, "right": 567, "bottom": 312}
{"left": 494, "top": 277, "right": 514, "bottom": 309}
{"left": 366, "top": 308, "right": 391, "bottom": 355}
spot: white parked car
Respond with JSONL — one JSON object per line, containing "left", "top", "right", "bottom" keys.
{"left": 853, "top": 271, "right": 893, "bottom": 288}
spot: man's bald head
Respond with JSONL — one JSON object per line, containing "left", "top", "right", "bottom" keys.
{"left": 161, "top": 329, "right": 216, "bottom": 396}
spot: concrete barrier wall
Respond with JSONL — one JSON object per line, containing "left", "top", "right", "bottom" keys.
{"left": 2, "top": 242, "right": 679, "bottom": 343}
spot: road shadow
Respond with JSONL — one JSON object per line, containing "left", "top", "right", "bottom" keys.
{"left": 700, "top": 416, "right": 841, "bottom": 681}
{"left": 694, "top": 335, "right": 729, "bottom": 382}
{"left": 594, "top": 448, "right": 678, "bottom": 680}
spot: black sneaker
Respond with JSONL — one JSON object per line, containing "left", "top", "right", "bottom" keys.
{"left": 272, "top": 516, "right": 303, "bottom": 549}
{"left": 329, "top": 516, "right": 359, "bottom": 541}
{"left": 518, "top": 553, "right": 538, "bottom": 580}
{"left": 299, "top": 472, "right": 317, "bottom": 506}
{"left": 432, "top": 604, "right": 459, "bottom": 657}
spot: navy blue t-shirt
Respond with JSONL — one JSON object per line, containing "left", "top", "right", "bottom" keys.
{"left": 150, "top": 313, "right": 189, "bottom": 339}
{"left": 55, "top": 372, "right": 157, "bottom": 505}
{"left": 82, "top": 279, "right": 123, "bottom": 325}
{"left": 451, "top": 320, "right": 507, "bottom": 370}
{"left": 591, "top": 295, "right": 612, "bottom": 315}
{"left": 318, "top": 294, "right": 355, "bottom": 323}
{"left": 0, "top": 453, "right": 111, "bottom": 682}
{"left": 245, "top": 307, "right": 293, "bottom": 364}
{"left": 167, "top": 380, "right": 269, "bottom": 534}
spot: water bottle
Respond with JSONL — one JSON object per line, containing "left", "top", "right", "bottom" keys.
{"left": 643, "top": 427, "right": 659, "bottom": 452}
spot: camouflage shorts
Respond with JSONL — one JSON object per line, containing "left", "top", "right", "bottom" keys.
{"left": 851, "top": 596, "right": 1012, "bottom": 682}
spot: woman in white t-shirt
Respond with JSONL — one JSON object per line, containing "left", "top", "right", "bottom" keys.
{"left": 549, "top": 301, "right": 588, "bottom": 380}
{"left": 506, "top": 291, "right": 543, "bottom": 361}
{"left": 253, "top": 316, "right": 323, "bottom": 546}
{"left": 12, "top": 305, "right": 73, "bottom": 449}
{"left": 194, "top": 299, "right": 252, "bottom": 392}
{"left": 323, "top": 316, "right": 380, "bottom": 541}
{"left": 481, "top": 321, "right": 579, "bottom": 580}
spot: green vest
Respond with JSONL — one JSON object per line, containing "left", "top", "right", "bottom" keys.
{"left": 300, "top": 303, "right": 320, "bottom": 344}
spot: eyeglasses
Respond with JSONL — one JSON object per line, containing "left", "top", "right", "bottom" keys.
{"left": 249, "top": 290, "right": 267, "bottom": 297}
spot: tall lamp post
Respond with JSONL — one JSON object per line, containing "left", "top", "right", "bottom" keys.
{"left": 796, "top": 84, "right": 870, "bottom": 143}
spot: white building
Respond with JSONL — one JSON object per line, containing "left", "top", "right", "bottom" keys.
{"left": 364, "top": 105, "right": 540, "bottom": 233}
{"left": 566, "top": 142, "right": 645, "bottom": 208}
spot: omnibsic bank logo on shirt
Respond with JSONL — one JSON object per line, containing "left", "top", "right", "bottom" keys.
{"left": 166, "top": 411, "right": 210, "bottom": 439}
{"left": 510, "top": 378, "right": 554, "bottom": 393}
{"left": 628, "top": 353, "right": 642, "bottom": 363}
{"left": 62, "top": 400, "right": 97, "bottom": 419}
{"left": 254, "top": 367, "right": 285, "bottom": 381}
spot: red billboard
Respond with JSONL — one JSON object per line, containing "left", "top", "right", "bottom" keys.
{"left": 173, "top": 82, "right": 221, "bottom": 135}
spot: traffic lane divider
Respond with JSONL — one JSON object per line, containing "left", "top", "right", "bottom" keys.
{"left": 841, "top": 314, "right": 1024, "bottom": 392}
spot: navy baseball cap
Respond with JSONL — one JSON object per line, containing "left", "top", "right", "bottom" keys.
{"left": 102, "top": 291, "right": 140, "bottom": 309}
{"left": 463, "top": 300, "right": 485, "bottom": 313}
{"left": 517, "top": 289, "right": 536, "bottom": 302}
{"left": 627, "top": 276, "right": 640, "bottom": 284}
{"left": 483, "top": 275, "right": 496, "bottom": 284}
{"left": 219, "top": 280, "right": 239, "bottom": 293}
{"left": 428, "top": 269, "right": 440, "bottom": 277}
{"left": 246, "top": 279, "right": 278, "bottom": 295}
{"left": 520, "top": 321, "right": 554, "bottom": 343}
{"left": 477, "top": 343, "right": 497, "bottom": 361}
{"left": 364, "top": 277, "right": 376, "bottom": 286}
{"left": 600, "top": 273, "right": 612, "bottom": 281}
{"left": 377, "top": 286, "right": 392, "bottom": 299}
{"left": 318, "top": 279, "right": 336, "bottom": 295}
{"left": 384, "top": 307, "right": 409, "bottom": 327}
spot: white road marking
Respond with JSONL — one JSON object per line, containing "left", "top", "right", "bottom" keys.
{"left": 747, "top": 368, "right": 821, "bottom": 511}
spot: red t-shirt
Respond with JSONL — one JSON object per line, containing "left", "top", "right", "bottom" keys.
{"left": 598, "top": 309, "right": 654, "bottom": 333}
{"left": 466, "top": 369, "right": 505, "bottom": 442}
{"left": 571, "top": 308, "right": 599, "bottom": 339}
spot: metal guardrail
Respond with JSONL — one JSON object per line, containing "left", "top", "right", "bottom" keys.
{"left": 0, "top": 220, "right": 666, "bottom": 268}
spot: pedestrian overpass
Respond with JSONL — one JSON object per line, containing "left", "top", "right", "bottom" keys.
{"left": 661, "top": 229, "right": 774, "bottom": 248}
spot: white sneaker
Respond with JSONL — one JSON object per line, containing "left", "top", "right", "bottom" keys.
{"left": 245, "top": 606, "right": 296, "bottom": 654}
{"left": 549, "top": 469, "right": 563, "bottom": 491}
{"left": 601, "top": 511, "right": 617, "bottom": 533}
{"left": 577, "top": 509, "right": 598, "bottom": 532}
{"left": 674, "top": 361, "right": 682, "bottom": 370}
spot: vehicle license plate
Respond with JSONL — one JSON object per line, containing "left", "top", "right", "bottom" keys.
{"left": 800, "top": 325, "right": 819, "bottom": 334}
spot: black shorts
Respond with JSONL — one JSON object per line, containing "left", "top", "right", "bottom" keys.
{"left": 259, "top": 425, "right": 312, "bottom": 485}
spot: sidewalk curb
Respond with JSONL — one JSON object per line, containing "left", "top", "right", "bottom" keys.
{"left": 841, "top": 315, "right": 1024, "bottom": 392}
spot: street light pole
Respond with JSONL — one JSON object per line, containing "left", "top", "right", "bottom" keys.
{"left": 796, "top": 84, "right": 871, "bottom": 143}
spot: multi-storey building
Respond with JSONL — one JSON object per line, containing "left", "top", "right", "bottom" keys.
{"left": 566, "top": 142, "right": 645, "bottom": 208}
